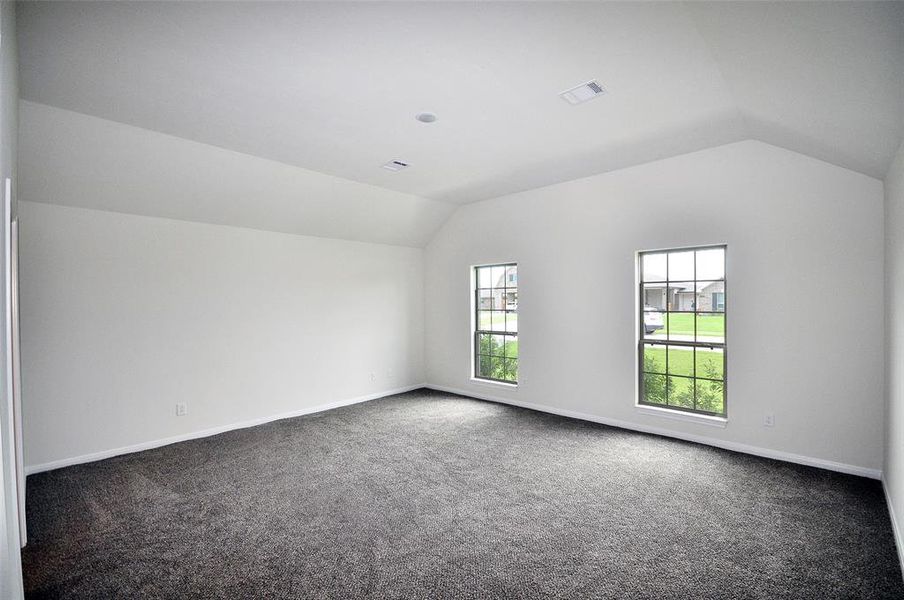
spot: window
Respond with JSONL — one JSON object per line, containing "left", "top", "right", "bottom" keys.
{"left": 474, "top": 263, "right": 518, "bottom": 383}
{"left": 639, "top": 246, "right": 725, "bottom": 416}
{"left": 712, "top": 292, "right": 725, "bottom": 311}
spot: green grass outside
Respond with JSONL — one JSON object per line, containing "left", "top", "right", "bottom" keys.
{"left": 478, "top": 311, "right": 518, "bottom": 331}
{"left": 643, "top": 346, "right": 723, "bottom": 380}
{"left": 664, "top": 312, "right": 724, "bottom": 336}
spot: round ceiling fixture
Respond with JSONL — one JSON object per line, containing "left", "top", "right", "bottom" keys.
{"left": 416, "top": 112, "right": 438, "bottom": 123}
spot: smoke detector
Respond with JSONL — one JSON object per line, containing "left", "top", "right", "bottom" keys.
{"left": 559, "top": 80, "right": 606, "bottom": 105}
{"left": 382, "top": 160, "right": 410, "bottom": 172}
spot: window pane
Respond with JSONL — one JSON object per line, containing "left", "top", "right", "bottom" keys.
{"left": 505, "top": 311, "right": 518, "bottom": 333}
{"left": 695, "top": 379, "right": 725, "bottom": 415}
{"left": 478, "top": 266, "right": 494, "bottom": 289}
{"left": 493, "top": 290, "right": 508, "bottom": 310}
{"left": 667, "top": 282, "right": 697, "bottom": 311}
{"left": 667, "top": 345, "right": 694, "bottom": 377}
{"left": 642, "top": 253, "right": 667, "bottom": 282}
{"left": 491, "top": 266, "right": 505, "bottom": 288}
{"left": 501, "top": 358, "right": 518, "bottom": 382}
{"left": 696, "top": 247, "right": 725, "bottom": 281}
{"left": 477, "top": 334, "right": 493, "bottom": 356}
{"left": 696, "top": 313, "right": 725, "bottom": 344}
{"left": 642, "top": 285, "right": 667, "bottom": 311}
{"left": 505, "top": 266, "right": 518, "bottom": 288}
{"left": 504, "top": 336, "right": 518, "bottom": 358}
{"left": 642, "top": 343, "right": 666, "bottom": 374}
{"left": 505, "top": 289, "right": 518, "bottom": 311}
{"left": 478, "top": 288, "right": 494, "bottom": 310}
{"left": 695, "top": 281, "right": 725, "bottom": 312}
{"left": 642, "top": 373, "right": 666, "bottom": 405}
{"left": 667, "top": 376, "right": 694, "bottom": 409}
{"left": 479, "top": 310, "right": 506, "bottom": 331}
{"left": 491, "top": 335, "right": 507, "bottom": 357}
{"left": 668, "top": 250, "right": 695, "bottom": 281}
{"left": 477, "top": 354, "right": 517, "bottom": 382}
{"left": 713, "top": 292, "right": 725, "bottom": 312}
{"left": 478, "top": 355, "right": 498, "bottom": 379}
{"left": 695, "top": 347, "right": 724, "bottom": 380}
{"left": 482, "top": 291, "right": 496, "bottom": 310}
{"left": 642, "top": 311, "right": 667, "bottom": 340}
{"left": 665, "top": 313, "right": 694, "bottom": 342}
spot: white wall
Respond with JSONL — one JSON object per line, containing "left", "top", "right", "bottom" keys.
{"left": 0, "top": 0, "right": 23, "bottom": 597}
{"left": 425, "top": 140, "right": 885, "bottom": 475}
{"left": 19, "top": 201, "right": 425, "bottom": 470}
{"left": 885, "top": 139, "right": 904, "bottom": 568}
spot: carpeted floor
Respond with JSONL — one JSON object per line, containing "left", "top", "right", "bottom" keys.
{"left": 21, "top": 389, "right": 904, "bottom": 599}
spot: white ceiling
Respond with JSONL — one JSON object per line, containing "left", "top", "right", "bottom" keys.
{"left": 686, "top": 1, "right": 904, "bottom": 181}
{"left": 16, "top": 1, "right": 904, "bottom": 207}
{"left": 18, "top": 101, "right": 455, "bottom": 248}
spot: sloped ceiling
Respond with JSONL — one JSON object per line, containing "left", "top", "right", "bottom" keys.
{"left": 18, "top": 101, "right": 455, "bottom": 248}
{"left": 686, "top": 1, "right": 904, "bottom": 182}
{"left": 15, "top": 1, "right": 904, "bottom": 222}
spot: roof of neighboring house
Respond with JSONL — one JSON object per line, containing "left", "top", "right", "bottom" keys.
{"left": 644, "top": 280, "right": 724, "bottom": 292}
{"left": 643, "top": 280, "right": 691, "bottom": 290}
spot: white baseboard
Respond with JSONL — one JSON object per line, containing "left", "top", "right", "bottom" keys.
{"left": 27, "top": 381, "right": 883, "bottom": 483}
{"left": 882, "top": 477, "right": 904, "bottom": 576}
{"left": 425, "top": 383, "right": 882, "bottom": 480}
{"left": 25, "top": 383, "right": 425, "bottom": 475}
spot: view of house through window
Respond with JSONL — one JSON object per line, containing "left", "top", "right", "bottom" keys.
{"left": 639, "top": 246, "right": 726, "bottom": 416}
{"left": 474, "top": 263, "right": 518, "bottom": 383}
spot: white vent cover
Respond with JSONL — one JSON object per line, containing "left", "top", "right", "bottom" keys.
{"left": 382, "top": 160, "right": 410, "bottom": 172}
{"left": 559, "top": 80, "right": 606, "bottom": 105}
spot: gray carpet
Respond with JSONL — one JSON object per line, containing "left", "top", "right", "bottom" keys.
{"left": 22, "top": 389, "right": 904, "bottom": 599}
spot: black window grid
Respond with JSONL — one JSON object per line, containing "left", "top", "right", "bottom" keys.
{"left": 474, "top": 264, "right": 518, "bottom": 384}
{"left": 638, "top": 246, "right": 727, "bottom": 417}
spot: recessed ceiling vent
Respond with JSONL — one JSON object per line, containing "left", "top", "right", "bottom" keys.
{"left": 559, "top": 80, "right": 606, "bottom": 105}
{"left": 382, "top": 160, "right": 410, "bottom": 172}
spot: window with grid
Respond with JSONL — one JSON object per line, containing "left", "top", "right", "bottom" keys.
{"left": 474, "top": 264, "right": 518, "bottom": 383}
{"left": 639, "top": 246, "right": 726, "bottom": 416}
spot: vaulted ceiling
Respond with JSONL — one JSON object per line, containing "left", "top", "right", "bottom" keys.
{"left": 16, "top": 1, "right": 904, "bottom": 209}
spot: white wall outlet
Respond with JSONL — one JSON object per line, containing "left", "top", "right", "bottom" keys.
{"left": 387, "top": 369, "right": 394, "bottom": 380}
{"left": 763, "top": 412, "right": 775, "bottom": 427}
{"left": 370, "top": 372, "right": 376, "bottom": 382}
{"left": 176, "top": 402, "right": 188, "bottom": 417}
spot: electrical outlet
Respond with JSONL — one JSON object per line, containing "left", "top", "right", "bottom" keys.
{"left": 176, "top": 402, "right": 188, "bottom": 417}
{"left": 763, "top": 413, "right": 775, "bottom": 427}
{"left": 387, "top": 369, "right": 394, "bottom": 380}
{"left": 370, "top": 372, "right": 376, "bottom": 382}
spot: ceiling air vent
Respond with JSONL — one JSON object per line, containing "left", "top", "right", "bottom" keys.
{"left": 382, "top": 160, "right": 410, "bottom": 172}
{"left": 559, "top": 80, "right": 606, "bottom": 105}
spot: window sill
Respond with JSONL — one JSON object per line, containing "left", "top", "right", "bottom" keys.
{"left": 635, "top": 404, "right": 727, "bottom": 428}
{"left": 470, "top": 377, "right": 518, "bottom": 389}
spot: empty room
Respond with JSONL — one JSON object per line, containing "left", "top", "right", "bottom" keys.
{"left": 1, "top": 0, "right": 904, "bottom": 598}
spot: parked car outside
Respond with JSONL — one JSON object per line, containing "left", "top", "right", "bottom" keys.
{"left": 643, "top": 306, "right": 663, "bottom": 334}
